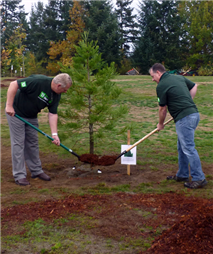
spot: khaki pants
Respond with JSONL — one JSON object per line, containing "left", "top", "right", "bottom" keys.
{"left": 6, "top": 114, "right": 43, "bottom": 180}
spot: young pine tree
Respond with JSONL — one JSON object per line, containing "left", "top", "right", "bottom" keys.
{"left": 60, "top": 33, "right": 128, "bottom": 154}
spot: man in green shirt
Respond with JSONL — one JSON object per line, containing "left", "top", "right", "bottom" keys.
{"left": 149, "top": 63, "right": 207, "bottom": 189}
{"left": 5, "top": 73, "right": 72, "bottom": 186}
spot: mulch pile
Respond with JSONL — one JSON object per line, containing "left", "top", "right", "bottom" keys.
{"left": 147, "top": 205, "right": 213, "bottom": 253}
{"left": 79, "top": 153, "right": 118, "bottom": 166}
{"left": 139, "top": 195, "right": 213, "bottom": 254}
{"left": 2, "top": 193, "right": 213, "bottom": 253}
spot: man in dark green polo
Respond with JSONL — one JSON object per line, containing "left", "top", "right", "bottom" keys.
{"left": 149, "top": 63, "right": 207, "bottom": 189}
{"left": 5, "top": 73, "right": 72, "bottom": 186}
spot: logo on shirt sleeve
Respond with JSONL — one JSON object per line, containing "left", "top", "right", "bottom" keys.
{"left": 21, "top": 81, "right": 27, "bottom": 87}
{"left": 158, "top": 98, "right": 160, "bottom": 102}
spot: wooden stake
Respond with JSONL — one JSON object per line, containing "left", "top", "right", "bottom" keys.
{"left": 127, "top": 130, "right": 130, "bottom": 175}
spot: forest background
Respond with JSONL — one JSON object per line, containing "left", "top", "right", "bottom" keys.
{"left": 1, "top": 0, "right": 213, "bottom": 77}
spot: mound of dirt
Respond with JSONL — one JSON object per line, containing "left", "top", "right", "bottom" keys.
{"left": 80, "top": 153, "right": 118, "bottom": 166}
{"left": 144, "top": 202, "right": 213, "bottom": 254}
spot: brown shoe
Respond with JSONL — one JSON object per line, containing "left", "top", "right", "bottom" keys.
{"left": 32, "top": 173, "right": 51, "bottom": 181}
{"left": 15, "top": 178, "right": 30, "bottom": 186}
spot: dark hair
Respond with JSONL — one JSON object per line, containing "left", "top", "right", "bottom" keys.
{"left": 149, "top": 63, "right": 166, "bottom": 73}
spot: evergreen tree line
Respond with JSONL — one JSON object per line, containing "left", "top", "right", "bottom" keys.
{"left": 1, "top": 0, "right": 213, "bottom": 76}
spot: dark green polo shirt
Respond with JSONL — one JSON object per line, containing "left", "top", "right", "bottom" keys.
{"left": 14, "top": 74, "right": 61, "bottom": 118}
{"left": 156, "top": 73, "right": 198, "bottom": 122}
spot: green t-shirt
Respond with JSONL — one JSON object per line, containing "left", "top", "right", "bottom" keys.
{"left": 156, "top": 73, "right": 198, "bottom": 122}
{"left": 14, "top": 74, "right": 61, "bottom": 118}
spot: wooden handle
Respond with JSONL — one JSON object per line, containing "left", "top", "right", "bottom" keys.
{"left": 126, "top": 117, "right": 173, "bottom": 152}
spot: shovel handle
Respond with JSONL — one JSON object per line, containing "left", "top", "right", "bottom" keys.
{"left": 14, "top": 114, "right": 80, "bottom": 159}
{"left": 125, "top": 117, "right": 173, "bottom": 152}
{"left": 15, "top": 113, "right": 54, "bottom": 140}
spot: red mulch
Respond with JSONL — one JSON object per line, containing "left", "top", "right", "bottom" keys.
{"left": 1, "top": 192, "right": 213, "bottom": 253}
{"left": 146, "top": 205, "right": 213, "bottom": 254}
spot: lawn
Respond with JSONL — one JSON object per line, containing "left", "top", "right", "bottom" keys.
{"left": 1, "top": 75, "right": 213, "bottom": 254}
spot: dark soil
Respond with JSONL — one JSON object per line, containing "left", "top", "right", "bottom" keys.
{"left": 80, "top": 153, "right": 118, "bottom": 165}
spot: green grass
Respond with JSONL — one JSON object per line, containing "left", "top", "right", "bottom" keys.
{"left": 46, "top": 75, "right": 212, "bottom": 164}
{"left": 1, "top": 75, "right": 212, "bottom": 181}
{"left": 81, "top": 182, "right": 131, "bottom": 194}
{"left": 9, "top": 189, "right": 30, "bottom": 195}
{"left": 1, "top": 75, "right": 213, "bottom": 254}
{"left": 2, "top": 215, "right": 151, "bottom": 254}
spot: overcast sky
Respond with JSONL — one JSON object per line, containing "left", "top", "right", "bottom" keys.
{"left": 21, "top": 0, "right": 139, "bottom": 16}
{"left": 22, "top": 0, "right": 50, "bottom": 14}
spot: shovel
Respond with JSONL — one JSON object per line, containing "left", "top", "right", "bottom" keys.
{"left": 116, "top": 117, "right": 173, "bottom": 160}
{"left": 15, "top": 114, "right": 80, "bottom": 160}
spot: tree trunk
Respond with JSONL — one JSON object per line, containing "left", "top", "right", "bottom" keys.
{"left": 88, "top": 94, "right": 94, "bottom": 154}
{"left": 89, "top": 122, "right": 94, "bottom": 154}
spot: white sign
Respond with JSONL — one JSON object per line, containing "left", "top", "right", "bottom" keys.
{"left": 121, "top": 145, "right": 137, "bottom": 165}
{"left": 11, "top": 65, "right": 13, "bottom": 70}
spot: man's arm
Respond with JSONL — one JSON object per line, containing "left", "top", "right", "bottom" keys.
{"left": 48, "top": 112, "right": 60, "bottom": 146}
{"left": 157, "top": 105, "right": 167, "bottom": 131}
{"left": 5, "top": 81, "right": 19, "bottom": 116}
{"left": 189, "top": 83, "right": 197, "bottom": 99}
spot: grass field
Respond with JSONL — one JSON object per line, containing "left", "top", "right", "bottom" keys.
{"left": 3, "top": 75, "right": 212, "bottom": 161}
{"left": 1, "top": 75, "right": 213, "bottom": 254}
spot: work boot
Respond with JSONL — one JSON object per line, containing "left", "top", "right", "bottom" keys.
{"left": 15, "top": 178, "right": 30, "bottom": 186}
{"left": 32, "top": 172, "right": 51, "bottom": 181}
{"left": 167, "top": 175, "right": 189, "bottom": 182}
{"left": 184, "top": 179, "right": 207, "bottom": 189}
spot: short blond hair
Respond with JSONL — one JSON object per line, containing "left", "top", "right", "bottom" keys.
{"left": 53, "top": 73, "right": 72, "bottom": 88}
